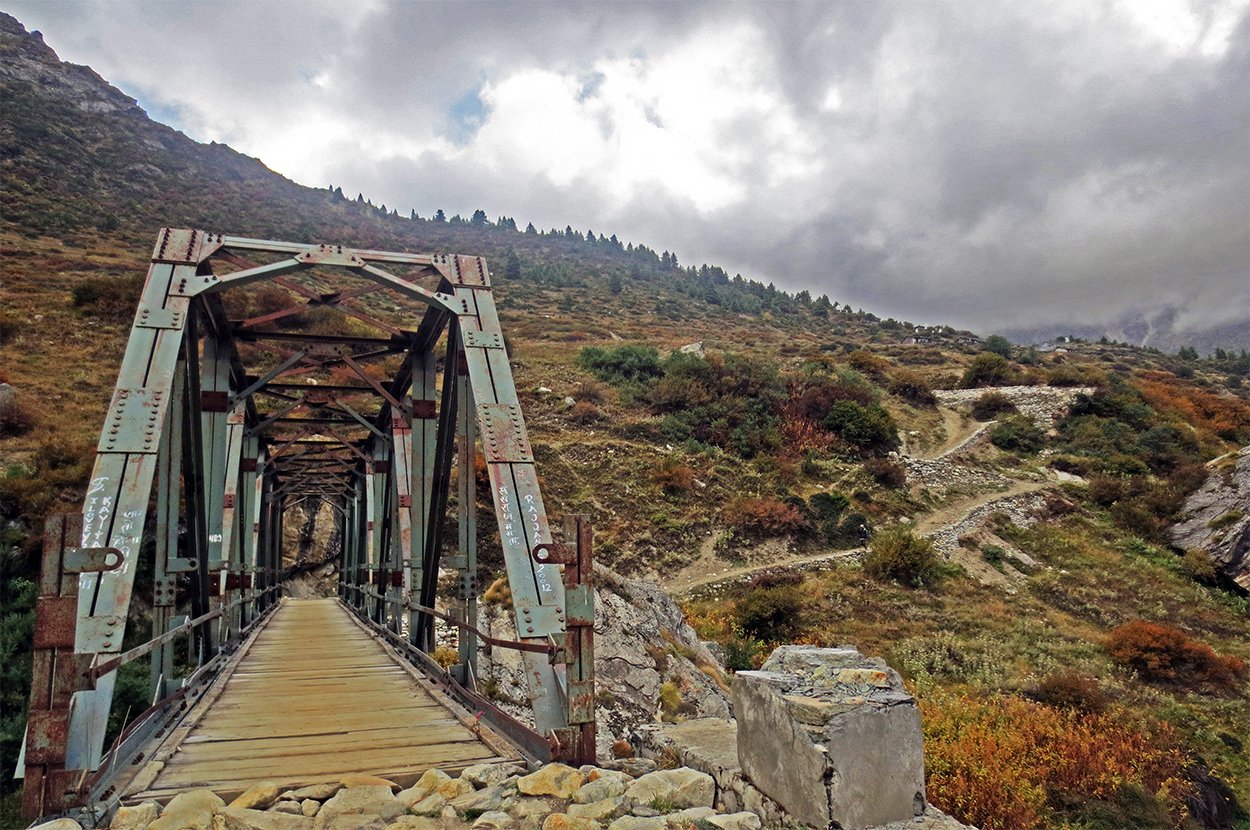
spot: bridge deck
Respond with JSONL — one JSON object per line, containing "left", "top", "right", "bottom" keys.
{"left": 125, "top": 598, "right": 516, "bottom": 803}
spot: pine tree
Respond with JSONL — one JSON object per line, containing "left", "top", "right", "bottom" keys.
{"left": 434, "top": 209, "right": 446, "bottom": 222}
{"left": 470, "top": 209, "right": 488, "bottom": 226}
{"left": 525, "top": 222, "right": 537, "bottom": 234}
{"left": 505, "top": 249, "right": 521, "bottom": 281}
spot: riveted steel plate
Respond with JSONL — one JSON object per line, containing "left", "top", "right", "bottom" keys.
{"left": 24, "top": 710, "right": 69, "bottom": 764}
{"left": 167, "top": 273, "right": 220, "bottom": 296}
{"left": 463, "top": 330, "right": 503, "bottom": 349}
{"left": 33, "top": 596, "right": 77, "bottom": 649}
{"left": 478, "top": 402, "right": 532, "bottom": 462}
{"left": 451, "top": 255, "right": 490, "bottom": 287}
{"left": 98, "top": 387, "right": 167, "bottom": 454}
{"left": 136, "top": 306, "right": 186, "bottom": 330}
{"left": 513, "top": 601, "right": 564, "bottom": 636}
{"left": 77, "top": 614, "right": 126, "bottom": 652}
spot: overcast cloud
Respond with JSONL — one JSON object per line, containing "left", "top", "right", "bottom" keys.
{"left": 9, "top": 0, "right": 1249, "bottom": 337}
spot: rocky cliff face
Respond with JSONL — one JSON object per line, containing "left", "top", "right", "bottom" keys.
{"left": 475, "top": 565, "right": 732, "bottom": 755}
{"left": 1170, "top": 447, "right": 1250, "bottom": 590}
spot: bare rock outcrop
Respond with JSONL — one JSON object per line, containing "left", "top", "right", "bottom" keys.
{"left": 476, "top": 565, "right": 731, "bottom": 754}
{"left": 1170, "top": 447, "right": 1250, "bottom": 590}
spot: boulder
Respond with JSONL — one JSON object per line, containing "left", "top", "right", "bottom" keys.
{"left": 567, "top": 797, "right": 628, "bottom": 821}
{"left": 231, "top": 783, "right": 281, "bottom": 810}
{"left": 462, "top": 762, "right": 525, "bottom": 788}
{"left": 280, "top": 783, "right": 343, "bottom": 802}
{"left": 606, "top": 818, "right": 666, "bottom": 830}
{"left": 340, "top": 774, "right": 400, "bottom": 791}
{"left": 541, "top": 815, "right": 601, "bottom": 830}
{"left": 704, "top": 814, "right": 761, "bottom": 830}
{"left": 624, "top": 769, "right": 714, "bottom": 810}
{"left": 32, "top": 820, "right": 81, "bottom": 830}
{"left": 472, "top": 813, "right": 514, "bottom": 830}
{"left": 110, "top": 801, "right": 160, "bottom": 830}
{"left": 314, "top": 816, "right": 389, "bottom": 830}
{"left": 315, "top": 785, "right": 406, "bottom": 824}
{"left": 735, "top": 645, "right": 926, "bottom": 830}
{"left": 599, "top": 759, "right": 656, "bottom": 779}
{"left": 510, "top": 796, "right": 560, "bottom": 824}
{"left": 449, "top": 783, "right": 512, "bottom": 814}
{"left": 300, "top": 800, "right": 319, "bottom": 817}
{"left": 517, "top": 764, "right": 584, "bottom": 798}
{"left": 150, "top": 789, "right": 224, "bottom": 830}
{"left": 384, "top": 819, "right": 443, "bottom": 830}
{"left": 1170, "top": 447, "right": 1250, "bottom": 589}
{"left": 664, "top": 808, "right": 715, "bottom": 825}
{"left": 398, "top": 770, "right": 450, "bottom": 806}
{"left": 217, "top": 807, "right": 314, "bottom": 830}
{"left": 270, "top": 803, "right": 303, "bottom": 816}
{"left": 408, "top": 794, "right": 447, "bottom": 817}
{"left": 573, "top": 776, "right": 627, "bottom": 804}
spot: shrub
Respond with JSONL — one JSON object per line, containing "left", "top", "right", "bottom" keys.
{"left": 888, "top": 369, "right": 936, "bottom": 405}
{"left": 726, "top": 497, "right": 808, "bottom": 537}
{"left": 960, "top": 353, "right": 1018, "bottom": 388}
{"left": 824, "top": 400, "right": 899, "bottom": 454}
{"left": 863, "top": 529, "right": 940, "bottom": 588}
{"left": 847, "top": 349, "right": 891, "bottom": 377}
{"left": 735, "top": 583, "right": 807, "bottom": 641}
{"left": 578, "top": 344, "right": 663, "bottom": 386}
{"left": 1179, "top": 549, "right": 1217, "bottom": 583}
{"left": 983, "top": 335, "right": 1014, "bottom": 358}
{"left": 723, "top": 637, "right": 764, "bottom": 671}
{"left": 970, "top": 391, "right": 1018, "bottom": 420}
{"left": 922, "top": 692, "right": 1190, "bottom": 830}
{"left": 1047, "top": 363, "right": 1106, "bottom": 387}
{"left": 864, "top": 457, "right": 907, "bottom": 488}
{"left": 567, "top": 400, "right": 602, "bottom": 424}
{"left": 1026, "top": 671, "right": 1108, "bottom": 713}
{"left": 990, "top": 416, "right": 1045, "bottom": 454}
{"left": 654, "top": 457, "right": 695, "bottom": 494}
{"left": 1105, "top": 620, "right": 1246, "bottom": 693}
{"left": 70, "top": 274, "right": 145, "bottom": 320}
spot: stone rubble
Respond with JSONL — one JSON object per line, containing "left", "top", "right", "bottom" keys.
{"left": 31, "top": 762, "right": 766, "bottom": 830}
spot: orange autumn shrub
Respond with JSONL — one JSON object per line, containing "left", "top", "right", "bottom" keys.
{"left": 922, "top": 693, "right": 1191, "bottom": 830}
{"left": 1105, "top": 620, "right": 1246, "bottom": 693}
{"left": 1136, "top": 371, "right": 1250, "bottom": 442}
{"left": 726, "top": 497, "right": 808, "bottom": 537}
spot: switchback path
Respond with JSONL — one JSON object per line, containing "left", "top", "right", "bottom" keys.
{"left": 673, "top": 479, "right": 1053, "bottom": 597}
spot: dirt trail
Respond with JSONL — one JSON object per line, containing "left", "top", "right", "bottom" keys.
{"left": 671, "top": 478, "right": 1054, "bottom": 596}
{"left": 909, "top": 406, "right": 988, "bottom": 460}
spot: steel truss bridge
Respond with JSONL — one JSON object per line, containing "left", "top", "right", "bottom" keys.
{"left": 21, "top": 229, "right": 595, "bottom": 820}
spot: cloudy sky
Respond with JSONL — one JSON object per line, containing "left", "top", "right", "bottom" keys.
{"left": 10, "top": 0, "right": 1249, "bottom": 338}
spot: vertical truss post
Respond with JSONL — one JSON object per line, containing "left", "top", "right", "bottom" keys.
{"left": 151, "top": 367, "right": 185, "bottom": 699}
{"left": 22, "top": 514, "right": 88, "bottom": 819}
{"left": 558, "top": 515, "right": 596, "bottom": 766}
{"left": 440, "top": 255, "right": 569, "bottom": 734}
{"left": 414, "top": 328, "right": 461, "bottom": 653}
{"left": 217, "top": 403, "right": 246, "bottom": 644}
{"left": 200, "top": 333, "right": 231, "bottom": 651}
{"left": 409, "top": 350, "right": 438, "bottom": 646}
{"left": 454, "top": 356, "right": 479, "bottom": 684}
{"left": 240, "top": 438, "right": 260, "bottom": 626}
{"left": 66, "top": 229, "right": 204, "bottom": 771}
{"left": 389, "top": 410, "right": 415, "bottom": 637}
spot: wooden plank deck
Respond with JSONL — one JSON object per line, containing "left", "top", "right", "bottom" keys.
{"left": 125, "top": 598, "right": 516, "bottom": 802}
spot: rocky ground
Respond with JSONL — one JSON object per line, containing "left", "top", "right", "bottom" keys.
{"left": 38, "top": 763, "right": 765, "bottom": 830}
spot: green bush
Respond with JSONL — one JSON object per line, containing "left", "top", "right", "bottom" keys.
{"left": 577, "top": 344, "right": 663, "bottom": 386}
{"left": 863, "top": 528, "right": 941, "bottom": 588}
{"left": 888, "top": 369, "right": 937, "bottom": 405}
{"left": 960, "top": 353, "right": 1018, "bottom": 388}
{"left": 971, "top": 391, "right": 1018, "bottom": 420}
{"left": 823, "top": 401, "right": 899, "bottom": 454}
{"left": 735, "top": 583, "right": 807, "bottom": 641}
{"left": 70, "top": 274, "right": 145, "bottom": 321}
{"left": 990, "top": 416, "right": 1045, "bottom": 454}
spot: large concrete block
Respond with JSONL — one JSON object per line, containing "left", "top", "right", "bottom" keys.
{"left": 734, "top": 646, "right": 925, "bottom": 830}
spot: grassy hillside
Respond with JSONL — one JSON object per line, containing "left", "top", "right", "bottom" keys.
{"left": 2, "top": 12, "right": 1249, "bottom": 830}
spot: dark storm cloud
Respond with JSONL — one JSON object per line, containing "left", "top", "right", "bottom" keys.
{"left": 9, "top": 0, "right": 1249, "bottom": 337}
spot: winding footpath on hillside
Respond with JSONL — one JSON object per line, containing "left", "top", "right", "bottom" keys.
{"left": 671, "top": 477, "right": 1056, "bottom": 596}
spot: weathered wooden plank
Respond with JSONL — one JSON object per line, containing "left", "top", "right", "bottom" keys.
{"left": 133, "top": 598, "right": 516, "bottom": 800}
